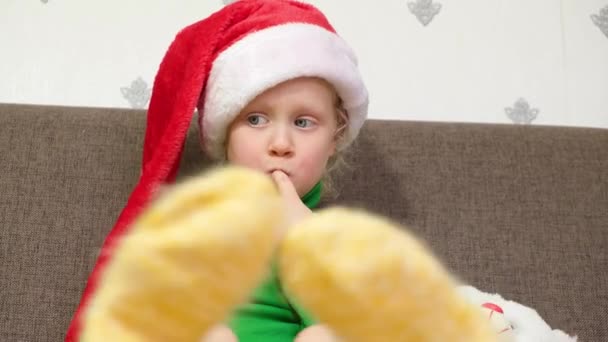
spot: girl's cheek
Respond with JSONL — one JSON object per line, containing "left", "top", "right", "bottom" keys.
{"left": 240, "top": 153, "right": 260, "bottom": 169}
{"left": 299, "top": 153, "right": 326, "bottom": 177}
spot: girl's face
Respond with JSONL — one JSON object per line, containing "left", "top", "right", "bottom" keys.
{"left": 226, "top": 77, "right": 338, "bottom": 197}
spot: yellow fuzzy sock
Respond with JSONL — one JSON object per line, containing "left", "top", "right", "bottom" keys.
{"left": 81, "top": 167, "right": 283, "bottom": 342}
{"left": 279, "top": 208, "right": 497, "bottom": 342}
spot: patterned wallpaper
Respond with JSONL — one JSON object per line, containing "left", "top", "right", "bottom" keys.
{"left": 408, "top": 0, "right": 442, "bottom": 26}
{"left": 592, "top": 5, "right": 608, "bottom": 37}
{"left": 2, "top": 0, "right": 607, "bottom": 128}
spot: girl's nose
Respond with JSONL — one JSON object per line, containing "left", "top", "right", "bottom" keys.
{"left": 268, "top": 127, "right": 294, "bottom": 157}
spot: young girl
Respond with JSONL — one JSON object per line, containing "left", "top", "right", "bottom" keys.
{"left": 210, "top": 76, "right": 349, "bottom": 341}
{"left": 66, "top": 1, "right": 368, "bottom": 341}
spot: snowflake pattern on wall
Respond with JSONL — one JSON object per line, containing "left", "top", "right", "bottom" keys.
{"left": 41, "top": 0, "right": 48, "bottom": 3}
{"left": 408, "top": 0, "right": 442, "bottom": 26}
{"left": 591, "top": 5, "right": 608, "bottom": 38}
{"left": 120, "top": 77, "right": 152, "bottom": 109}
{"left": 505, "top": 98, "right": 539, "bottom": 125}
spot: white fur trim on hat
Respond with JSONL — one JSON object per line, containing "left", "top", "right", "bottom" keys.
{"left": 200, "top": 22, "right": 368, "bottom": 160}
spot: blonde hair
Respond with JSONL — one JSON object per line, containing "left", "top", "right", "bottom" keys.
{"left": 321, "top": 92, "right": 353, "bottom": 201}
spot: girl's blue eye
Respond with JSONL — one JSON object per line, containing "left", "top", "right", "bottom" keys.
{"left": 247, "top": 114, "right": 268, "bottom": 126}
{"left": 295, "top": 118, "right": 313, "bottom": 128}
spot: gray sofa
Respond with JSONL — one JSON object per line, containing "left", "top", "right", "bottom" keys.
{"left": 1, "top": 103, "right": 606, "bottom": 341}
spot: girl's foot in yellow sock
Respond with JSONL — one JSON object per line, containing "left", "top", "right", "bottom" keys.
{"left": 82, "top": 167, "right": 283, "bottom": 342}
{"left": 278, "top": 207, "right": 497, "bottom": 342}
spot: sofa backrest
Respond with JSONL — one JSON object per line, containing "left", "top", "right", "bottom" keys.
{"left": 1, "top": 103, "right": 606, "bottom": 341}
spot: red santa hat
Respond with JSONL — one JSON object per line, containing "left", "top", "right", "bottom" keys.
{"left": 65, "top": 0, "right": 367, "bottom": 340}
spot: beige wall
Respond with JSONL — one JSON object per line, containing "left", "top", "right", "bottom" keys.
{"left": 1, "top": 0, "right": 607, "bottom": 128}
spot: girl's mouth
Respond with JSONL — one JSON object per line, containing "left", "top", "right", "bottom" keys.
{"left": 268, "top": 168, "right": 290, "bottom": 177}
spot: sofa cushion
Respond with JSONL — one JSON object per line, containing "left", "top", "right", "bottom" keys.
{"left": 1, "top": 103, "right": 606, "bottom": 341}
